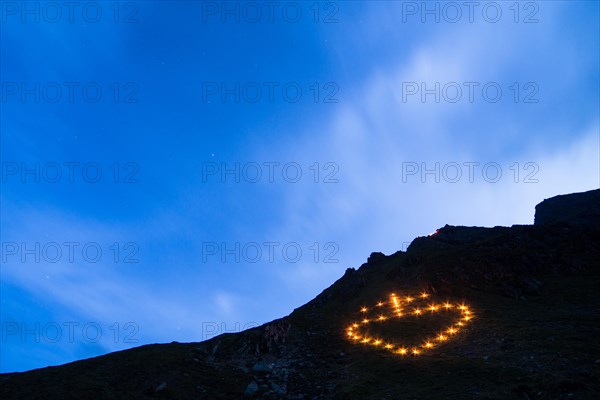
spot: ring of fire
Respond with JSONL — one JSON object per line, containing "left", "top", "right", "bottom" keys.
{"left": 345, "top": 292, "right": 474, "bottom": 356}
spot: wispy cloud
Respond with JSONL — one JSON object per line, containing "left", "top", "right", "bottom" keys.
{"left": 265, "top": 2, "right": 599, "bottom": 300}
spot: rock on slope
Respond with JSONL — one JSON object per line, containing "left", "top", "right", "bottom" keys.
{"left": 1, "top": 189, "right": 599, "bottom": 400}
{"left": 534, "top": 188, "right": 600, "bottom": 228}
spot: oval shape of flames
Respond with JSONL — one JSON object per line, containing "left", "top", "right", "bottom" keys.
{"left": 345, "top": 292, "right": 474, "bottom": 356}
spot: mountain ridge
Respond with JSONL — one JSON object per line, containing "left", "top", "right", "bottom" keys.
{"left": 1, "top": 188, "right": 599, "bottom": 399}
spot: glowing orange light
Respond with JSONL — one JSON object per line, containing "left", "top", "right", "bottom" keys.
{"left": 345, "top": 291, "right": 474, "bottom": 357}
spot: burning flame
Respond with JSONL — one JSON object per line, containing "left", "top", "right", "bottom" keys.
{"left": 345, "top": 291, "right": 474, "bottom": 357}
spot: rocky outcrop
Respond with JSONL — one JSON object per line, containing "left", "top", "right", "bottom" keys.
{"left": 534, "top": 188, "right": 600, "bottom": 229}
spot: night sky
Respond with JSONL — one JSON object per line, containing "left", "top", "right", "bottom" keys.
{"left": 1, "top": 1, "right": 599, "bottom": 372}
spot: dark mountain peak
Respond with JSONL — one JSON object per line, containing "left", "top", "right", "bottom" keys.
{"left": 2, "top": 189, "right": 599, "bottom": 399}
{"left": 366, "top": 251, "right": 387, "bottom": 265}
{"left": 534, "top": 188, "right": 600, "bottom": 229}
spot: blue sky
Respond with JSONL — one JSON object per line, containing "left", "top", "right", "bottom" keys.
{"left": 1, "top": 1, "right": 599, "bottom": 372}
